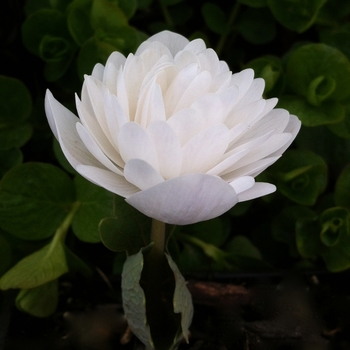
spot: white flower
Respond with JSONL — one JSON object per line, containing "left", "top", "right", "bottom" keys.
{"left": 45, "top": 31, "right": 301, "bottom": 225}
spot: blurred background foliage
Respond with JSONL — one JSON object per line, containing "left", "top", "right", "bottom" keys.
{"left": 1, "top": 0, "right": 350, "bottom": 317}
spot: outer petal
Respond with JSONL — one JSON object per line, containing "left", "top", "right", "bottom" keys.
{"left": 144, "top": 31, "right": 190, "bottom": 56}
{"left": 237, "top": 182, "right": 276, "bottom": 202}
{"left": 126, "top": 174, "right": 238, "bottom": 225}
{"left": 76, "top": 165, "right": 139, "bottom": 197}
{"left": 45, "top": 90, "right": 102, "bottom": 170}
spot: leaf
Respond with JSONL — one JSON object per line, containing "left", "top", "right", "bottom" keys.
{"left": 0, "top": 163, "right": 75, "bottom": 240}
{"left": 183, "top": 218, "right": 229, "bottom": 247}
{"left": 16, "top": 280, "right": 58, "bottom": 317}
{"left": 0, "top": 149, "right": 23, "bottom": 178}
{"left": 121, "top": 248, "right": 154, "bottom": 349}
{"left": 21, "top": 9, "right": 73, "bottom": 57}
{"left": 277, "top": 95, "right": 345, "bottom": 126}
{"left": 99, "top": 195, "right": 151, "bottom": 255}
{"left": 285, "top": 44, "right": 350, "bottom": 103}
{"left": 335, "top": 164, "right": 350, "bottom": 208}
{"left": 245, "top": 55, "right": 282, "bottom": 93}
{"left": 0, "top": 238, "right": 68, "bottom": 290}
{"left": 267, "top": 0, "right": 327, "bottom": 33}
{"left": 319, "top": 207, "right": 350, "bottom": 272}
{"left": 201, "top": 3, "right": 229, "bottom": 35}
{"left": 67, "top": 0, "right": 94, "bottom": 46}
{"left": 296, "top": 215, "right": 321, "bottom": 259}
{"left": 270, "top": 149, "right": 327, "bottom": 205}
{"left": 72, "top": 175, "right": 114, "bottom": 243}
{"left": 225, "top": 235, "right": 262, "bottom": 260}
{"left": 0, "top": 77, "right": 32, "bottom": 126}
{"left": 236, "top": 7, "right": 276, "bottom": 45}
{"left": 0, "top": 123, "right": 33, "bottom": 151}
{"left": 165, "top": 253, "right": 193, "bottom": 346}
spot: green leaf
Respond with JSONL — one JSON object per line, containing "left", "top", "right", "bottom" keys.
{"left": 201, "top": 3, "right": 229, "bottom": 35}
{"left": 21, "top": 9, "right": 73, "bottom": 57}
{"left": 327, "top": 105, "right": 350, "bottom": 139}
{"left": 0, "top": 149, "right": 23, "bottom": 178}
{"left": 319, "top": 207, "right": 350, "bottom": 271}
{"left": 236, "top": 7, "right": 276, "bottom": 45}
{"left": 91, "top": 0, "right": 128, "bottom": 33}
{"left": 118, "top": 0, "right": 137, "bottom": 18}
{"left": 72, "top": 175, "right": 114, "bottom": 243}
{"left": 165, "top": 253, "right": 193, "bottom": 346}
{"left": 267, "top": 0, "right": 327, "bottom": 33}
{"left": 0, "top": 163, "right": 75, "bottom": 240}
{"left": 320, "top": 28, "right": 350, "bottom": 60}
{"left": 16, "top": 280, "right": 58, "bottom": 317}
{"left": 0, "top": 77, "right": 32, "bottom": 126}
{"left": 335, "top": 164, "right": 350, "bottom": 208}
{"left": 278, "top": 95, "right": 344, "bottom": 127}
{"left": 245, "top": 55, "right": 282, "bottom": 93}
{"left": 67, "top": 0, "right": 94, "bottom": 46}
{"left": 225, "top": 235, "right": 262, "bottom": 260}
{"left": 183, "top": 218, "right": 229, "bottom": 247}
{"left": 77, "top": 36, "right": 117, "bottom": 78}
{"left": 270, "top": 149, "right": 327, "bottom": 205}
{"left": 296, "top": 215, "right": 321, "bottom": 259}
{"left": 99, "top": 195, "right": 151, "bottom": 255}
{"left": 0, "top": 123, "right": 33, "bottom": 151}
{"left": 272, "top": 206, "right": 317, "bottom": 256}
{"left": 0, "top": 238, "right": 68, "bottom": 290}
{"left": 285, "top": 44, "right": 350, "bottom": 103}
{"left": 121, "top": 248, "right": 154, "bottom": 349}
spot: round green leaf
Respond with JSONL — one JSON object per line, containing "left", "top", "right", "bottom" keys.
{"left": 285, "top": 44, "right": 350, "bottom": 103}
{"left": 0, "top": 149, "right": 23, "bottom": 178}
{"left": 0, "top": 163, "right": 75, "bottom": 240}
{"left": 72, "top": 175, "right": 114, "bottom": 243}
{"left": 201, "top": 3, "right": 229, "bottom": 35}
{"left": 296, "top": 215, "right": 321, "bottom": 258}
{"left": 236, "top": 7, "right": 276, "bottom": 45}
{"left": 245, "top": 55, "right": 282, "bottom": 93}
{"left": 327, "top": 105, "right": 350, "bottom": 139}
{"left": 0, "top": 235, "right": 12, "bottom": 277}
{"left": 0, "top": 77, "right": 32, "bottom": 126}
{"left": 99, "top": 196, "right": 151, "bottom": 255}
{"left": 278, "top": 95, "right": 345, "bottom": 126}
{"left": 67, "top": 0, "right": 94, "bottom": 46}
{"left": 270, "top": 149, "right": 327, "bottom": 205}
{"left": 22, "top": 9, "right": 73, "bottom": 57}
{"left": 267, "top": 0, "right": 327, "bottom": 33}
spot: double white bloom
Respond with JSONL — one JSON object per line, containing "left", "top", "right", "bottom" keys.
{"left": 45, "top": 31, "right": 300, "bottom": 225}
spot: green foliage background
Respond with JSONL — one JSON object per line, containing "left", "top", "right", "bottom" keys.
{"left": 1, "top": 0, "right": 350, "bottom": 317}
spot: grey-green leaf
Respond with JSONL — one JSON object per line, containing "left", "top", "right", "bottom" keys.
{"left": 121, "top": 248, "right": 154, "bottom": 349}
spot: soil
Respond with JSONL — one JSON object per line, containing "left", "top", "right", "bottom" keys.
{"left": 2, "top": 271, "right": 350, "bottom": 350}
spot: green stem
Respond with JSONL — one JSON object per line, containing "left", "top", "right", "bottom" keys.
{"left": 157, "top": 0, "right": 174, "bottom": 27}
{"left": 215, "top": 2, "right": 241, "bottom": 56}
{"left": 48, "top": 201, "right": 81, "bottom": 255}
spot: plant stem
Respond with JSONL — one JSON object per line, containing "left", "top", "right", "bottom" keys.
{"left": 216, "top": 2, "right": 241, "bottom": 56}
{"left": 150, "top": 219, "right": 166, "bottom": 261}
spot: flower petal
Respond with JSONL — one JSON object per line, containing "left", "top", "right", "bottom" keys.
{"left": 147, "top": 121, "right": 182, "bottom": 179}
{"left": 181, "top": 124, "right": 230, "bottom": 174}
{"left": 229, "top": 176, "right": 255, "bottom": 194}
{"left": 237, "top": 182, "right": 276, "bottom": 202}
{"left": 45, "top": 90, "right": 102, "bottom": 169}
{"left": 124, "top": 159, "right": 164, "bottom": 190}
{"left": 118, "top": 122, "right": 159, "bottom": 171}
{"left": 145, "top": 30, "right": 190, "bottom": 56}
{"left": 126, "top": 174, "right": 238, "bottom": 225}
{"left": 76, "top": 165, "right": 139, "bottom": 197}
{"left": 76, "top": 123, "right": 123, "bottom": 175}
